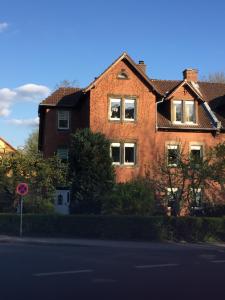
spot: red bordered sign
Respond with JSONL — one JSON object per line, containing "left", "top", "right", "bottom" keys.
{"left": 16, "top": 183, "right": 28, "bottom": 196}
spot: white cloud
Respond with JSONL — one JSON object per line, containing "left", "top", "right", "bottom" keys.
{"left": 0, "top": 22, "right": 9, "bottom": 32}
{"left": 0, "top": 83, "right": 50, "bottom": 116}
{"left": 7, "top": 117, "right": 39, "bottom": 127}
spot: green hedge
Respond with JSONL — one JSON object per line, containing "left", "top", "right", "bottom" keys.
{"left": 0, "top": 214, "right": 224, "bottom": 242}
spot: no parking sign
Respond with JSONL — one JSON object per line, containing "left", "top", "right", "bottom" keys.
{"left": 16, "top": 183, "right": 28, "bottom": 196}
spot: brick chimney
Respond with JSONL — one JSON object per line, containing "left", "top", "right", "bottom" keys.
{"left": 137, "top": 60, "right": 146, "bottom": 74}
{"left": 183, "top": 69, "right": 198, "bottom": 82}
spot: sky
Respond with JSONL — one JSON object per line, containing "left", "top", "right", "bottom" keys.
{"left": 0, "top": 0, "right": 225, "bottom": 148}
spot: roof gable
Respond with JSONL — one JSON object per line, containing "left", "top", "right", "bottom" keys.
{"left": 84, "top": 52, "right": 160, "bottom": 94}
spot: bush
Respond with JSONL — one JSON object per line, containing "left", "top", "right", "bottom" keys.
{"left": 0, "top": 214, "right": 224, "bottom": 242}
{"left": 102, "top": 178, "right": 155, "bottom": 216}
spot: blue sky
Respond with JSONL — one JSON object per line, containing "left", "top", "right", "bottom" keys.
{"left": 1, "top": 0, "right": 225, "bottom": 148}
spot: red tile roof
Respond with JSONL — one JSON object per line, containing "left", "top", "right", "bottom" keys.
{"left": 41, "top": 87, "right": 83, "bottom": 106}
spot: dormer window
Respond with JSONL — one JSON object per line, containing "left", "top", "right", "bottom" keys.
{"left": 172, "top": 100, "right": 196, "bottom": 124}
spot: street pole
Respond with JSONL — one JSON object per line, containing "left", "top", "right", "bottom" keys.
{"left": 20, "top": 196, "right": 23, "bottom": 238}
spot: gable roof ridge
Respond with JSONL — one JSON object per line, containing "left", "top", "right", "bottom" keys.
{"left": 84, "top": 52, "right": 160, "bottom": 94}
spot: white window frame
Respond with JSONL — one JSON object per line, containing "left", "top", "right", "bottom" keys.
{"left": 167, "top": 144, "right": 179, "bottom": 167}
{"left": 190, "top": 188, "right": 202, "bottom": 209}
{"left": 110, "top": 143, "right": 121, "bottom": 165}
{"left": 185, "top": 100, "right": 195, "bottom": 124}
{"left": 109, "top": 98, "right": 121, "bottom": 121}
{"left": 124, "top": 143, "right": 135, "bottom": 165}
{"left": 173, "top": 100, "right": 182, "bottom": 124}
{"left": 124, "top": 99, "right": 135, "bottom": 121}
{"left": 167, "top": 187, "right": 178, "bottom": 207}
{"left": 58, "top": 110, "right": 70, "bottom": 130}
{"left": 190, "top": 145, "right": 203, "bottom": 160}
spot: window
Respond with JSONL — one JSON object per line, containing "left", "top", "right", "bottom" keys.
{"left": 110, "top": 142, "right": 136, "bottom": 166}
{"left": 109, "top": 97, "right": 136, "bottom": 122}
{"left": 167, "top": 188, "right": 178, "bottom": 215}
{"left": 117, "top": 71, "right": 128, "bottom": 79}
{"left": 185, "top": 101, "right": 195, "bottom": 123}
{"left": 124, "top": 143, "right": 135, "bottom": 165}
{"left": 190, "top": 145, "right": 203, "bottom": 162}
{"left": 173, "top": 101, "right": 182, "bottom": 123}
{"left": 110, "top": 143, "right": 121, "bottom": 165}
{"left": 124, "top": 99, "right": 135, "bottom": 121}
{"left": 190, "top": 188, "right": 202, "bottom": 208}
{"left": 57, "top": 147, "right": 69, "bottom": 162}
{"left": 57, "top": 194, "right": 63, "bottom": 205}
{"left": 58, "top": 110, "right": 70, "bottom": 129}
{"left": 167, "top": 145, "right": 179, "bottom": 166}
{"left": 110, "top": 98, "right": 121, "bottom": 120}
{"left": 172, "top": 100, "right": 196, "bottom": 124}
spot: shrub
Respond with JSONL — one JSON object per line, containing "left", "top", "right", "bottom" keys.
{"left": 102, "top": 178, "right": 155, "bottom": 216}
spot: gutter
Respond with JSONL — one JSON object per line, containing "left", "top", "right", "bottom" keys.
{"left": 155, "top": 92, "right": 168, "bottom": 132}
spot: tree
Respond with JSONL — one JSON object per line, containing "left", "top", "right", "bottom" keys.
{"left": 147, "top": 144, "right": 225, "bottom": 216}
{"left": 54, "top": 79, "right": 79, "bottom": 90}
{"left": 23, "top": 129, "right": 39, "bottom": 155}
{"left": 69, "top": 128, "right": 115, "bottom": 214}
{"left": 202, "top": 72, "right": 225, "bottom": 83}
{"left": 0, "top": 151, "right": 68, "bottom": 213}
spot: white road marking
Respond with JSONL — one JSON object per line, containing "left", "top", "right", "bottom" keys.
{"left": 211, "top": 260, "right": 225, "bottom": 264}
{"left": 92, "top": 278, "right": 117, "bottom": 283}
{"left": 34, "top": 269, "right": 93, "bottom": 277}
{"left": 135, "top": 263, "right": 179, "bottom": 269}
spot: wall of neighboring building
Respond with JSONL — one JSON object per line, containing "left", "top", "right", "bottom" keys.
{"left": 89, "top": 59, "right": 157, "bottom": 182}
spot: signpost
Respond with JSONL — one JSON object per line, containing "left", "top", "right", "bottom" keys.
{"left": 16, "top": 183, "right": 28, "bottom": 238}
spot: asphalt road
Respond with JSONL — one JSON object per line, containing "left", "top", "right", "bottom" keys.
{"left": 0, "top": 241, "right": 225, "bottom": 300}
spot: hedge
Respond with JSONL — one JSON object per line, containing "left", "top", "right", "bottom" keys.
{"left": 0, "top": 214, "right": 224, "bottom": 242}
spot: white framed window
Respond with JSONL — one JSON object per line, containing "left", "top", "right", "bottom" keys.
{"left": 167, "top": 145, "right": 179, "bottom": 166}
{"left": 167, "top": 187, "right": 178, "bottom": 207}
{"left": 190, "top": 188, "right": 202, "bottom": 208}
{"left": 172, "top": 100, "right": 196, "bottom": 124}
{"left": 185, "top": 101, "right": 195, "bottom": 123}
{"left": 110, "top": 143, "right": 121, "bottom": 165}
{"left": 58, "top": 110, "right": 70, "bottom": 129}
{"left": 110, "top": 98, "right": 121, "bottom": 120}
{"left": 173, "top": 100, "right": 182, "bottom": 123}
{"left": 124, "top": 99, "right": 135, "bottom": 121}
{"left": 190, "top": 145, "right": 203, "bottom": 161}
{"left": 57, "top": 148, "right": 69, "bottom": 161}
{"left": 124, "top": 143, "right": 135, "bottom": 165}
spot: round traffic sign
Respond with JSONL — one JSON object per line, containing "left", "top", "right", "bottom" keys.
{"left": 16, "top": 183, "right": 28, "bottom": 196}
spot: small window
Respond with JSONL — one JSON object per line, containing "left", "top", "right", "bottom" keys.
{"left": 173, "top": 101, "right": 182, "bottom": 123}
{"left": 117, "top": 71, "right": 128, "bottom": 79}
{"left": 110, "top": 143, "right": 121, "bottom": 165}
{"left": 57, "top": 194, "right": 63, "bottom": 205}
{"left": 124, "top": 143, "right": 135, "bottom": 165}
{"left": 58, "top": 111, "right": 70, "bottom": 129}
{"left": 57, "top": 148, "right": 69, "bottom": 162}
{"left": 185, "top": 101, "right": 195, "bottom": 123}
{"left": 110, "top": 98, "right": 121, "bottom": 120}
{"left": 124, "top": 99, "right": 135, "bottom": 121}
{"left": 190, "top": 188, "right": 202, "bottom": 208}
{"left": 167, "top": 188, "right": 178, "bottom": 208}
{"left": 190, "top": 145, "right": 202, "bottom": 162}
{"left": 167, "top": 145, "right": 179, "bottom": 166}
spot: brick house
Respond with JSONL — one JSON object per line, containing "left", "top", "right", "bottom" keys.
{"left": 38, "top": 52, "right": 225, "bottom": 211}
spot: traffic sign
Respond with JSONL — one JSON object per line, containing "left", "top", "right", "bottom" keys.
{"left": 16, "top": 183, "right": 28, "bottom": 196}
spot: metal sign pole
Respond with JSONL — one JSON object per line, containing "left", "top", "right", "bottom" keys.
{"left": 20, "top": 196, "right": 23, "bottom": 238}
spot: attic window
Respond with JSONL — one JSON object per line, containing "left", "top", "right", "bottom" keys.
{"left": 117, "top": 70, "right": 128, "bottom": 80}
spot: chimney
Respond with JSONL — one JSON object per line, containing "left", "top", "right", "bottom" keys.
{"left": 137, "top": 60, "right": 146, "bottom": 74}
{"left": 183, "top": 69, "right": 198, "bottom": 82}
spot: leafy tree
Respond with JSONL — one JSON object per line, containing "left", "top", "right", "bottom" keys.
{"left": 102, "top": 178, "right": 155, "bottom": 216}
{"left": 0, "top": 151, "right": 67, "bottom": 213}
{"left": 69, "top": 128, "right": 115, "bottom": 214}
{"left": 23, "top": 129, "right": 39, "bottom": 155}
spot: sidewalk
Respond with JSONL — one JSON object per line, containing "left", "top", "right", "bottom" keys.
{"left": 0, "top": 234, "right": 224, "bottom": 250}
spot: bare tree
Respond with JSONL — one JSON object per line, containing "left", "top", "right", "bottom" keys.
{"left": 202, "top": 72, "right": 225, "bottom": 83}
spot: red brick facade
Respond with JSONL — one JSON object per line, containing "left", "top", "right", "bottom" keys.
{"left": 39, "top": 52, "right": 225, "bottom": 184}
